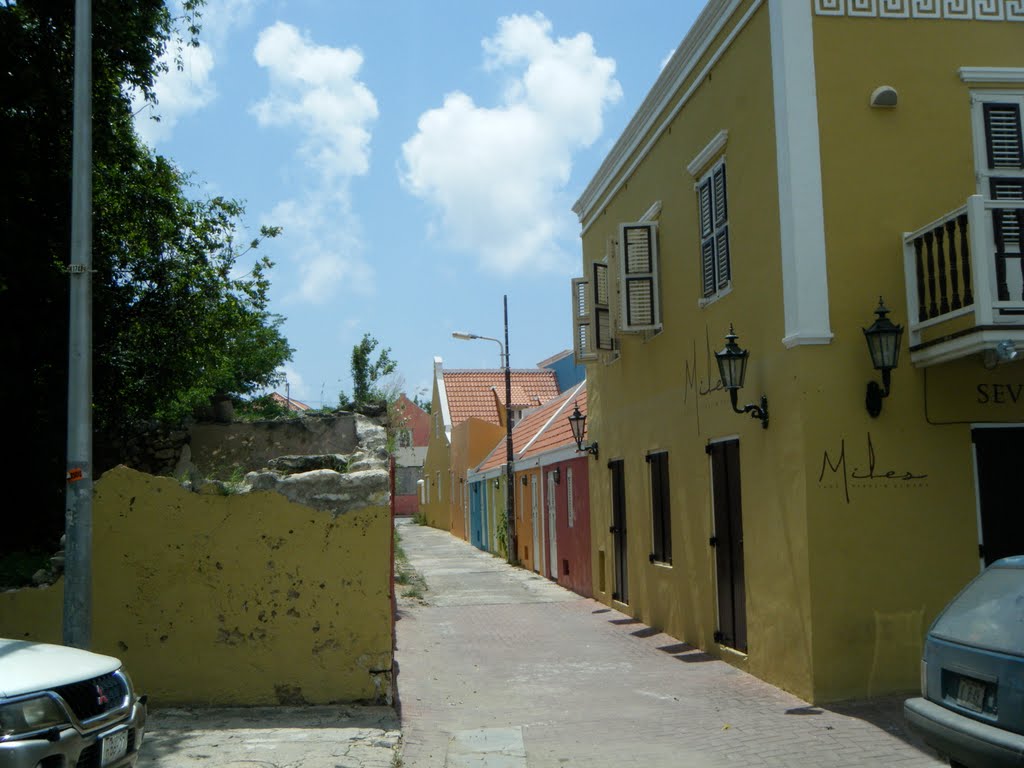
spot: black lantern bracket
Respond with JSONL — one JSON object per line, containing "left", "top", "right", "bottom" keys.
{"left": 862, "top": 297, "right": 903, "bottom": 418}
{"left": 567, "top": 402, "right": 599, "bottom": 459}
{"left": 714, "top": 325, "right": 770, "bottom": 430}
{"left": 728, "top": 389, "right": 770, "bottom": 430}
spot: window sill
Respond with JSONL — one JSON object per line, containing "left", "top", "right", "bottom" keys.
{"left": 698, "top": 284, "right": 732, "bottom": 309}
{"left": 651, "top": 560, "right": 673, "bottom": 570}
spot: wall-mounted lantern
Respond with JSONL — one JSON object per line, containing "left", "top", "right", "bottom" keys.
{"left": 567, "top": 402, "right": 599, "bottom": 458}
{"left": 714, "top": 325, "right": 769, "bottom": 429}
{"left": 493, "top": 477, "right": 500, "bottom": 488}
{"left": 521, "top": 475, "right": 528, "bottom": 486}
{"left": 552, "top": 467, "right": 561, "bottom": 484}
{"left": 863, "top": 297, "right": 903, "bottom": 417}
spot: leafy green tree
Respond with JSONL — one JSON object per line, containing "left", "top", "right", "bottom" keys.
{"left": 0, "top": 0, "right": 292, "bottom": 550}
{"left": 339, "top": 334, "right": 397, "bottom": 410}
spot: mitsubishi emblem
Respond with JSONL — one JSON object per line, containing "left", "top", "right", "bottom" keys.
{"left": 95, "top": 684, "right": 109, "bottom": 706}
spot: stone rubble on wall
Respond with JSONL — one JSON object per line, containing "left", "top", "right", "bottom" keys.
{"left": 109, "top": 423, "right": 191, "bottom": 477}
{"left": 189, "top": 415, "right": 392, "bottom": 516}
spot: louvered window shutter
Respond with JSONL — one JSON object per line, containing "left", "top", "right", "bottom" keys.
{"left": 593, "top": 261, "right": 614, "bottom": 350}
{"left": 982, "top": 101, "right": 1023, "bottom": 257}
{"left": 619, "top": 222, "right": 661, "bottom": 332}
{"left": 699, "top": 160, "right": 731, "bottom": 300}
{"left": 572, "top": 277, "right": 597, "bottom": 363}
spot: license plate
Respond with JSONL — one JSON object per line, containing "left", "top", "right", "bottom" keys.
{"left": 956, "top": 677, "right": 986, "bottom": 712}
{"left": 100, "top": 728, "right": 129, "bottom": 766}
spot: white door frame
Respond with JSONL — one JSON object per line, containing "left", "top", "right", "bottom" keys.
{"left": 547, "top": 470, "right": 558, "bottom": 579}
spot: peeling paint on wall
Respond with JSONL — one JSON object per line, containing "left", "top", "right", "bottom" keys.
{"left": 0, "top": 465, "right": 393, "bottom": 707}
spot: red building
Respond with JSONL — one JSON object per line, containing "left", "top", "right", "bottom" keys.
{"left": 472, "top": 382, "right": 593, "bottom": 598}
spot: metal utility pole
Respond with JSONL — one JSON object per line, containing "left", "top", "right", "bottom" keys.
{"left": 451, "top": 295, "right": 518, "bottom": 565}
{"left": 503, "top": 295, "right": 518, "bottom": 566}
{"left": 64, "top": 0, "right": 93, "bottom": 649}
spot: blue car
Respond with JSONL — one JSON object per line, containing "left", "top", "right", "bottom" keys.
{"left": 905, "top": 556, "right": 1024, "bottom": 768}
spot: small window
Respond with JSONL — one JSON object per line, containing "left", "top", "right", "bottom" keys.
{"left": 648, "top": 451, "right": 671, "bottom": 565}
{"left": 698, "top": 159, "right": 731, "bottom": 303}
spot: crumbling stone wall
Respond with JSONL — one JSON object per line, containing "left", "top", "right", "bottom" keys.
{"left": 99, "top": 412, "right": 363, "bottom": 481}
{"left": 188, "top": 413, "right": 360, "bottom": 478}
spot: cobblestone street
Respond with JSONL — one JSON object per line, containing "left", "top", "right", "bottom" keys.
{"left": 395, "top": 519, "right": 945, "bottom": 768}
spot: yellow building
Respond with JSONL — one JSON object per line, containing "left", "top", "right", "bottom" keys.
{"left": 572, "top": 0, "right": 1024, "bottom": 704}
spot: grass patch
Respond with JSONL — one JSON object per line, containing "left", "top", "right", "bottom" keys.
{"left": 411, "top": 511, "right": 427, "bottom": 526}
{"left": 393, "top": 527, "right": 427, "bottom": 601}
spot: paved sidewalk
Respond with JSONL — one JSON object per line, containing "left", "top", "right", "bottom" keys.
{"left": 138, "top": 705, "right": 400, "bottom": 768}
{"left": 395, "top": 519, "right": 943, "bottom": 768}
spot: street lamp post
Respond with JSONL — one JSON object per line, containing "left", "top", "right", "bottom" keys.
{"left": 452, "top": 295, "right": 518, "bottom": 565}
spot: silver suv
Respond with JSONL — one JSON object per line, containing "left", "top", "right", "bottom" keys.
{"left": 0, "top": 638, "right": 146, "bottom": 767}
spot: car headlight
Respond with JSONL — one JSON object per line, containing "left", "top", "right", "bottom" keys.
{"left": 0, "top": 696, "right": 69, "bottom": 739}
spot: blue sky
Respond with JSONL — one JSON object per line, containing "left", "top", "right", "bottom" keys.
{"left": 137, "top": 0, "right": 705, "bottom": 407}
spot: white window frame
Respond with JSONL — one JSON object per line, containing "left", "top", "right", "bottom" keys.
{"left": 970, "top": 90, "right": 1024, "bottom": 277}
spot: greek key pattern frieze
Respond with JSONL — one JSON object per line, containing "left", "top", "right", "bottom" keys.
{"left": 814, "top": 0, "right": 1024, "bottom": 20}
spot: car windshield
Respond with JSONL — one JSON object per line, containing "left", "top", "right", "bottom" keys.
{"left": 931, "top": 565, "right": 1024, "bottom": 657}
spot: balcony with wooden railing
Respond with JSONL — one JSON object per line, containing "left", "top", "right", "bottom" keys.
{"left": 903, "top": 195, "right": 1024, "bottom": 366}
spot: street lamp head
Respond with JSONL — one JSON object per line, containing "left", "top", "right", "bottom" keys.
{"left": 451, "top": 331, "right": 478, "bottom": 341}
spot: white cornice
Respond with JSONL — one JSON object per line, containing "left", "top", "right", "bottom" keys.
{"left": 687, "top": 130, "right": 729, "bottom": 177}
{"left": 573, "top": 0, "right": 747, "bottom": 226}
{"left": 960, "top": 67, "right": 1024, "bottom": 83}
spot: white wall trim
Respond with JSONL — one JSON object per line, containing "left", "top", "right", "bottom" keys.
{"left": 573, "top": 0, "right": 751, "bottom": 231}
{"left": 435, "top": 356, "right": 453, "bottom": 442}
{"left": 769, "top": 0, "right": 834, "bottom": 348}
{"left": 782, "top": 333, "right": 834, "bottom": 348}
{"left": 960, "top": 67, "right": 1024, "bottom": 83}
{"left": 687, "top": 130, "right": 730, "bottom": 177}
{"left": 639, "top": 200, "right": 663, "bottom": 222}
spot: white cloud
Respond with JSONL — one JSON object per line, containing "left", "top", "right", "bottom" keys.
{"left": 132, "top": 0, "right": 257, "bottom": 146}
{"left": 252, "top": 22, "right": 378, "bottom": 182}
{"left": 250, "top": 22, "right": 380, "bottom": 306}
{"left": 134, "top": 44, "right": 216, "bottom": 146}
{"left": 400, "top": 13, "right": 622, "bottom": 274}
{"left": 266, "top": 196, "right": 374, "bottom": 305}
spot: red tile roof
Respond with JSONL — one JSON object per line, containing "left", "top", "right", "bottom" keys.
{"left": 475, "top": 382, "right": 585, "bottom": 472}
{"left": 443, "top": 369, "right": 559, "bottom": 426}
{"left": 519, "top": 385, "right": 586, "bottom": 461}
{"left": 270, "top": 392, "right": 310, "bottom": 411}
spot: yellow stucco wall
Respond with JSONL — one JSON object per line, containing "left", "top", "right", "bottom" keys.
{"left": 805, "top": 10, "right": 1024, "bottom": 702}
{"left": 421, "top": 378, "right": 452, "bottom": 531}
{"left": 0, "top": 466, "right": 393, "bottom": 707}
{"left": 582, "top": 1, "right": 819, "bottom": 699}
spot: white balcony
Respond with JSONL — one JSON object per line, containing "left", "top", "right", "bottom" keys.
{"left": 903, "top": 195, "right": 1024, "bottom": 367}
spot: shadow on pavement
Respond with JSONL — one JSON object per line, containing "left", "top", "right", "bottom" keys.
{"left": 823, "top": 695, "right": 940, "bottom": 759}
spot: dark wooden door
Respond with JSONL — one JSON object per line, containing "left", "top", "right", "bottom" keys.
{"left": 973, "top": 427, "right": 1024, "bottom": 566}
{"left": 709, "top": 440, "right": 746, "bottom": 652}
{"left": 609, "top": 459, "right": 628, "bottom": 604}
